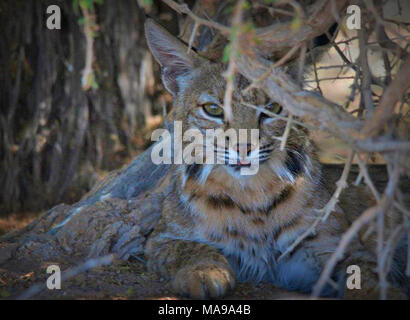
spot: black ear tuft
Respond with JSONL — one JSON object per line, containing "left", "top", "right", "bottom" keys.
{"left": 145, "top": 19, "right": 202, "bottom": 95}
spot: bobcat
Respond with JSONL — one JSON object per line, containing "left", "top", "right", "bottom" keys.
{"left": 143, "top": 19, "right": 407, "bottom": 299}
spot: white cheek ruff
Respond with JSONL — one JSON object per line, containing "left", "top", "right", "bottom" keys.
{"left": 268, "top": 158, "right": 295, "bottom": 183}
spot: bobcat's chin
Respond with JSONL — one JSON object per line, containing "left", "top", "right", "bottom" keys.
{"left": 223, "top": 158, "right": 269, "bottom": 179}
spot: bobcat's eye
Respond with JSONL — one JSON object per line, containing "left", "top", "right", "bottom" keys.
{"left": 259, "top": 102, "right": 283, "bottom": 124}
{"left": 202, "top": 103, "right": 224, "bottom": 118}
{"left": 267, "top": 102, "right": 282, "bottom": 114}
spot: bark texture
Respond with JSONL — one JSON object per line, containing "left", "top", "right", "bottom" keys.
{"left": 0, "top": 0, "right": 174, "bottom": 215}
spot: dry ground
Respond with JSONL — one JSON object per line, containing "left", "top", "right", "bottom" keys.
{"left": 0, "top": 243, "right": 307, "bottom": 300}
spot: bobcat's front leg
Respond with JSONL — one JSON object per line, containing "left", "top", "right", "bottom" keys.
{"left": 145, "top": 236, "right": 236, "bottom": 299}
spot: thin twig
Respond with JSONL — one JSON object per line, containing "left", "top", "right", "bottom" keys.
{"left": 280, "top": 114, "right": 293, "bottom": 151}
{"left": 278, "top": 150, "right": 355, "bottom": 261}
{"left": 240, "top": 101, "right": 311, "bottom": 130}
{"left": 162, "top": 0, "right": 230, "bottom": 35}
{"left": 222, "top": 0, "right": 245, "bottom": 123}
{"left": 187, "top": 21, "right": 199, "bottom": 54}
{"left": 17, "top": 254, "right": 115, "bottom": 300}
{"left": 356, "top": 154, "right": 381, "bottom": 201}
{"left": 358, "top": 25, "right": 375, "bottom": 116}
{"left": 312, "top": 162, "right": 400, "bottom": 297}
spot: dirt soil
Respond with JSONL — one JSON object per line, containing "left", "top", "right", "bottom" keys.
{"left": 0, "top": 205, "right": 307, "bottom": 300}
{"left": 0, "top": 253, "right": 307, "bottom": 300}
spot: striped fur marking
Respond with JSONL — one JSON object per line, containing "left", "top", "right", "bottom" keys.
{"left": 285, "top": 150, "right": 304, "bottom": 177}
{"left": 204, "top": 184, "right": 294, "bottom": 215}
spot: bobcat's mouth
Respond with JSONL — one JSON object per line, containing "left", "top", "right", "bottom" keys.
{"left": 216, "top": 144, "right": 274, "bottom": 168}
{"left": 227, "top": 158, "right": 269, "bottom": 171}
{"left": 228, "top": 162, "right": 252, "bottom": 171}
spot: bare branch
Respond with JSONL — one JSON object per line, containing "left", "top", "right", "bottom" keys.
{"left": 312, "top": 161, "right": 401, "bottom": 297}
{"left": 280, "top": 114, "right": 293, "bottom": 151}
{"left": 278, "top": 149, "right": 355, "bottom": 261}
{"left": 358, "top": 25, "right": 375, "bottom": 115}
{"left": 162, "top": 0, "right": 231, "bottom": 35}
{"left": 222, "top": 0, "right": 245, "bottom": 122}
{"left": 18, "top": 254, "right": 115, "bottom": 300}
{"left": 362, "top": 54, "right": 410, "bottom": 137}
{"left": 254, "top": 0, "right": 347, "bottom": 57}
{"left": 236, "top": 52, "right": 362, "bottom": 145}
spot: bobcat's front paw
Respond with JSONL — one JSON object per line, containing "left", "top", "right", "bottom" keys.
{"left": 173, "top": 261, "right": 236, "bottom": 299}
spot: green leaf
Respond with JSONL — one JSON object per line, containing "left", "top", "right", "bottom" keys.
{"left": 291, "top": 15, "right": 302, "bottom": 31}
{"left": 229, "top": 26, "right": 238, "bottom": 42}
{"left": 242, "top": 22, "right": 255, "bottom": 33}
{"left": 77, "top": 17, "right": 85, "bottom": 25}
{"left": 222, "top": 44, "right": 232, "bottom": 63}
{"left": 224, "top": 5, "right": 233, "bottom": 14}
{"left": 0, "top": 290, "right": 10, "bottom": 298}
{"left": 73, "top": 0, "right": 80, "bottom": 13}
{"left": 91, "top": 79, "right": 99, "bottom": 90}
{"left": 80, "top": 0, "right": 94, "bottom": 10}
{"left": 138, "top": 0, "right": 152, "bottom": 8}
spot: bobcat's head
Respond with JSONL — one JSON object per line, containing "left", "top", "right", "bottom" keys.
{"left": 145, "top": 19, "right": 316, "bottom": 188}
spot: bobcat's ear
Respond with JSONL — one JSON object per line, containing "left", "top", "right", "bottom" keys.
{"left": 145, "top": 19, "right": 202, "bottom": 95}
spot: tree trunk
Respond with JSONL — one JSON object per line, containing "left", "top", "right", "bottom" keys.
{"left": 0, "top": 0, "right": 173, "bottom": 216}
